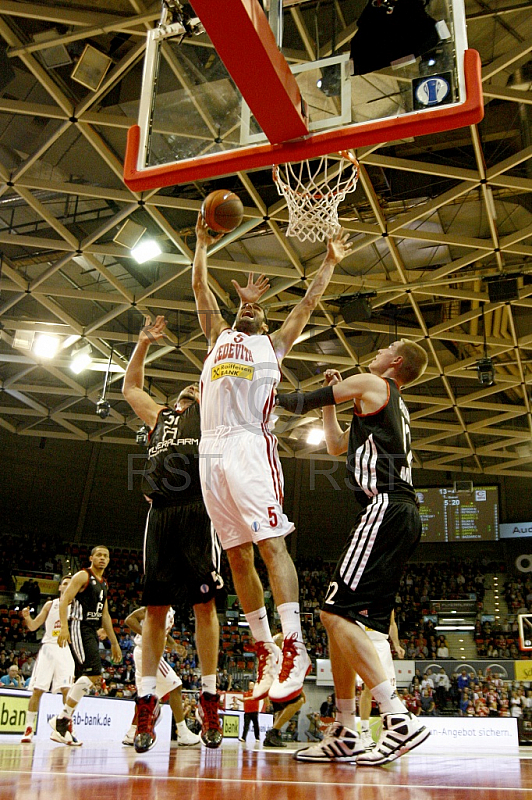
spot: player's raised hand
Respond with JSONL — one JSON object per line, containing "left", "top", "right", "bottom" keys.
{"left": 139, "top": 315, "right": 167, "bottom": 346}
{"left": 21, "top": 607, "right": 30, "bottom": 621}
{"left": 196, "top": 212, "right": 224, "bottom": 247}
{"left": 325, "top": 229, "right": 353, "bottom": 264}
{"left": 323, "top": 369, "right": 342, "bottom": 386}
{"left": 231, "top": 273, "right": 270, "bottom": 305}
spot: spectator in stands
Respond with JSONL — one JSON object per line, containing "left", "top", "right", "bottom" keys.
{"left": 436, "top": 636, "right": 449, "bottom": 658}
{"left": 420, "top": 688, "right": 436, "bottom": 716}
{"left": 1, "top": 664, "right": 26, "bottom": 688}
{"left": 319, "top": 694, "right": 336, "bottom": 719}
{"left": 457, "top": 669, "right": 470, "bottom": 693}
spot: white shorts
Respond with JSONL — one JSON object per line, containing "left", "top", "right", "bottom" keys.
{"left": 357, "top": 624, "right": 396, "bottom": 688}
{"left": 28, "top": 643, "right": 75, "bottom": 694}
{"left": 199, "top": 428, "right": 294, "bottom": 549}
{"left": 133, "top": 646, "right": 181, "bottom": 696}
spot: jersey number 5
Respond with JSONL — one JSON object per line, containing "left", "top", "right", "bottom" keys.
{"left": 267, "top": 507, "right": 278, "bottom": 527}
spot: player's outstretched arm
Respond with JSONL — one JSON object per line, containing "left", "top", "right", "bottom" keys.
{"left": 231, "top": 273, "right": 270, "bottom": 306}
{"left": 192, "top": 214, "right": 229, "bottom": 345}
{"left": 21, "top": 601, "right": 52, "bottom": 632}
{"left": 270, "top": 230, "right": 353, "bottom": 361}
{"left": 123, "top": 316, "right": 165, "bottom": 428}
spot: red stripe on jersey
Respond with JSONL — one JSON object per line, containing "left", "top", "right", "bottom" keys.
{"left": 262, "top": 426, "right": 283, "bottom": 504}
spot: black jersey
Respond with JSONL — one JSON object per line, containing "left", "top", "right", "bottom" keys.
{"left": 70, "top": 569, "right": 108, "bottom": 628}
{"left": 141, "top": 402, "right": 203, "bottom": 504}
{"left": 347, "top": 377, "right": 415, "bottom": 507}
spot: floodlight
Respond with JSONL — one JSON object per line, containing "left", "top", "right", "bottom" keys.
{"left": 71, "top": 342, "right": 93, "bottom": 374}
{"left": 131, "top": 238, "right": 162, "bottom": 264}
{"left": 33, "top": 334, "right": 60, "bottom": 359}
{"left": 307, "top": 428, "right": 324, "bottom": 445}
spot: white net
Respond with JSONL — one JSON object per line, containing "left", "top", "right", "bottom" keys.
{"left": 273, "top": 151, "right": 359, "bottom": 243}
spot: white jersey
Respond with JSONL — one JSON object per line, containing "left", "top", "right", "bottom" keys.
{"left": 200, "top": 328, "right": 280, "bottom": 432}
{"left": 134, "top": 608, "right": 174, "bottom": 648}
{"left": 41, "top": 598, "right": 63, "bottom": 645}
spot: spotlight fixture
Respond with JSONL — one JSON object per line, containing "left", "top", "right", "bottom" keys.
{"left": 477, "top": 356, "right": 495, "bottom": 387}
{"left": 131, "top": 238, "right": 162, "bottom": 264}
{"left": 33, "top": 333, "right": 60, "bottom": 359}
{"left": 70, "top": 342, "right": 93, "bottom": 374}
{"left": 96, "top": 399, "right": 111, "bottom": 419}
{"left": 13, "top": 330, "right": 35, "bottom": 351}
{"left": 306, "top": 428, "right": 324, "bottom": 445}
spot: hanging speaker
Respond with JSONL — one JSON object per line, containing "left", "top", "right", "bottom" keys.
{"left": 342, "top": 297, "right": 372, "bottom": 323}
{"left": 487, "top": 277, "right": 519, "bottom": 302}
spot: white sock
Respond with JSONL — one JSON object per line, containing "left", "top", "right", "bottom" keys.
{"left": 140, "top": 676, "right": 157, "bottom": 697}
{"left": 371, "top": 680, "right": 407, "bottom": 714}
{"left": 126, "top": 724, "right": 136, "bottom": 736}
{"left": 335, "top": 698, "right": 357, "bottom": 729}
{"left": 246, "top": 607, "right": 274, "bottom": 644}
{"left": 26, "top": 711, "right": 37, "bottom": 728}
{"left": 360, "top": 720, "right": 370, "bottom": 732}
{"left": 201, "top": 674, "right": 217, "bottom": 696}
{"left": 61, "top": 705, "right": 74, "bottom": 719}
{"left": 277, "top": 602, "right": 303, "bottom": 644}
{"left": 177, "top": 720, "right": 188, "bottom": 735}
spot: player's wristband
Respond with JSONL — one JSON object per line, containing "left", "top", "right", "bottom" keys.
{"left": 275, "top": 385, "right": 336, "bottom": 415}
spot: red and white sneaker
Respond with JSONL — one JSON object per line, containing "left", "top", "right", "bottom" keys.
{"left": 21, "top": 726, "right": 34, "bottom": 743}
{"left": 252, "top": 641, "right": 281, "bottom": 700}
{"left": 268, "top": 633, "right": 311, "bottom": 702}
{"left": 294, "top": 722, "right": 364, "bottom": 762}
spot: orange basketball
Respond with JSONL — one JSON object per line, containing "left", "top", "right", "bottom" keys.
{"left": 201, "top": 190, "right": 244, "bottom": 233}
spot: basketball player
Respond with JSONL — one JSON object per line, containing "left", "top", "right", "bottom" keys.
{"left": 49, "top": 545, "right": 122, "bottom": 746}
{"left": 122, "top": 320, "right": 222, "bottom": 751}
{"left": 122, "top": 606, "right": 200, "bottom": 748}
{"left": 358, "top": 611, "right": 404, "bottom": 751}
{"left": 275, "top": 342, "right": 431, "bottom": 764}
{"left": 20, "top": 575, "right": 75, "bottom": 743}
{"left": 192, "top": 214, "right": 353, "bottom": 704}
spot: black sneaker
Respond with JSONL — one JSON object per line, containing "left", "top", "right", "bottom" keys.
{"left": 263, "top": 728, "right": 286, "bottom": 748}
{"left": 197, "top": 692, "right": 223, "bottom": 748}
{"left": 134, "top": 695, "right": 160, "bottom": 753}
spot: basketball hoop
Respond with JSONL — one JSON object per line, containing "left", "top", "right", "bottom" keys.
{"left": 273, "top": 151, "right": 359, "bottom": 243}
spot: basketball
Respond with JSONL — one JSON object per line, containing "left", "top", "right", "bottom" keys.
{"left": 201, "top": 190, "right": 244, "bottom": 233}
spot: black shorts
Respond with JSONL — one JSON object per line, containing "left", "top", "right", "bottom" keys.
{"left": 142, "top": 498, "right": 223, "bottom": 607}
{"left": 323, "top": 494, "right": 421, "bottom": 634}
{"left": 70, "top": 622, "right": 102, "bottom": 678}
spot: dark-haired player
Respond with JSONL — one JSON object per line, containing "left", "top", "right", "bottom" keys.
{"left": 49, "top": 545, "right": 122, "bottom": 746}
{"left": 122, "top": 317, "right": 223, "bottom": 752}
{"left": 20, "top": 575, "right": 75, "bottom": 743}
{"left": 276, "top": 340, "right": 431, "bottom": 765}
{"left": 192, "top": 215, "right": 353, "bottom": 705}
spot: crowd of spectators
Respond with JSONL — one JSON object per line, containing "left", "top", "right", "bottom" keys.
{"left": 402, "top": 666, "right": 532, "bottom": 720}
{"left": 3, "top": 536, "right": 532, "bottom": 716}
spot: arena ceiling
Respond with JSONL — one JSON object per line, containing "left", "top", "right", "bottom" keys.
{"left": 0, "top": 0, "right": 532, "bottom": 479}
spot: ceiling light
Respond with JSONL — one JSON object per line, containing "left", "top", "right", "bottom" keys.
{"left": 33, "top": 334, "right": 60, "bottom": 359}
{"left": 71, "top": 342, "right": 93, "bottom": 374}
{"left": 306, "top": 428, "right": 324, "bottom": 445}
{"left": 131, "top": 238, "right": 162, "bottom": 264}
{"left": 71, "top": 44, "right": 112, "bottom": 91}
{"left": 113, "top": 219, "right": 147, "bottom": 249}
{"left": 13, "top": 330, "right": 35, "bottom": 351}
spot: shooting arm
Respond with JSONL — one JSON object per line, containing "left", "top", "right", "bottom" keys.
{"left": 192, "top": 215, "right": 228, "bottom": 344}
{"left": 123, "top": 318, "right": 165, "bottom": 428}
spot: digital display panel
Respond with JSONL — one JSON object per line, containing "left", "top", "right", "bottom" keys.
{"left": 415, "top": 486, "right": 499, "bottom": 542}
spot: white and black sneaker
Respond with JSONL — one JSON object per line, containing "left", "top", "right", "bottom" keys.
{"left": 294, "top": 722, "right": 364, "bottom": 762}
{"left": 356, "top": 712, "right": 429, "bottom": 766}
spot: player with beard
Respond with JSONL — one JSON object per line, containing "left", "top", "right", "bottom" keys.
{"left": 192, "top": 214, "right": 352, "bottom": 705}
{"left": 123, "top": 318, "right": 223, "bottom": 752}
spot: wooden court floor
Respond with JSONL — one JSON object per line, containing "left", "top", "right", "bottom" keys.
{"left": 0, "top": 738, "right": 531, "bottom": 800}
